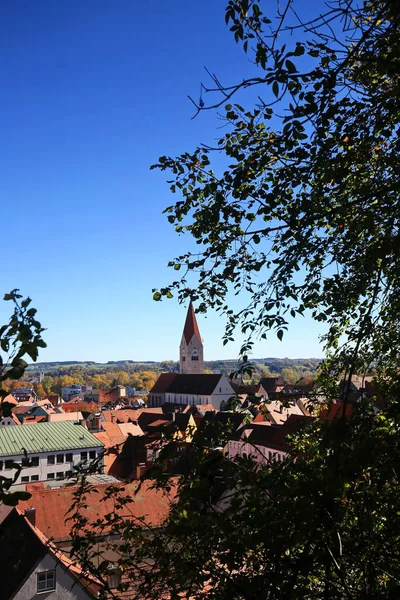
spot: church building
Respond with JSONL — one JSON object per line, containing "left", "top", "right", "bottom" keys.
{"left": 148, "top": 302, "right": 236, "bottom": 409}
{"left": 179, "top": 301, "right": 204, "bottom": 374}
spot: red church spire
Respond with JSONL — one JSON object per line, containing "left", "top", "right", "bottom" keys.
{"left": 182, "top": 301, "right": 201, "bottom": 344}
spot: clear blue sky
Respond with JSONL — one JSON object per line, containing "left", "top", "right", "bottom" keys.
{"left": 0, "top": 0, "right": 325, "bottom": 363}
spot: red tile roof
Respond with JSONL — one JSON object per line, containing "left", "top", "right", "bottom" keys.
{"left": 182, "top": 301, "right": 202, "bottom": 344}
{"left": 319, "top": 403, "right": 354, "bottom": 422}
{"left": 19, "top": 479, "right": 177, "bottom": 542}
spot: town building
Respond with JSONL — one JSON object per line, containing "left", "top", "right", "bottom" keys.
{"left": 179, "top": 301, "right": 204, "bottom": 374}
{"left": 0, "top": 421, "right": 104, "bottom": 485}
{"left": 10, "top": 388, "right": 37, "bottom": 403}
{"left": 150, "top": 373, "right": 236, "bottom": 411}
{"left": 227, "top": 414, "right": 311, "bottom": 465}
{"left": 61, "top": 385, "right": 92, "bottom": 402}
{"left": 0, "top": 507, "right": 100, "bottom": 599}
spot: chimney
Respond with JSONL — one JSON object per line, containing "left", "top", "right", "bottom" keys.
{"left": 24, "top": 507, "right": 36, "bottom": 527}
{"left": 94, "top": 414, "right": 101, "bottom": 430}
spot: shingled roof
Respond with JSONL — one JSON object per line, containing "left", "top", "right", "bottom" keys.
{"left": 182, "top": 301, "right": 202, "bottom": 344}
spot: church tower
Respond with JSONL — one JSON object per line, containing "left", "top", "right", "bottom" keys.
{"left": 179, "top": 302, "right": 204, "bottom": 374}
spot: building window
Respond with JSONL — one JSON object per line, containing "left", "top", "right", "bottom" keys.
{"left": 80, "top": 451, "right": 88, "bottom": 462}
{"left": 66, "top": 453, "right": 73, "bottom": 462}
{"left": 21, "top": 476, "right": 29, "bottom": 483}
{"left": 56, "top": 472, "right": 64, "bottom": 480}
{"left": 47, "top": 455, "right": 55, "bottom": 465}
{"left": 31, "top": 475, "right": 39, "bottom": 482}
{"left": 37, "top": 570, "right": 56, "bottom": 593}
{"left": 0, "top": 461, "right": 3, "bottom": 470}
{"left": 89, "top": 450, "right": 96, "bottom": 460}
{"left": 48, "top": 473, "right": 55, "bottom": 480}
{"left": 56, "top": 454, "right": 64, "bottom": 464}
{"left": 65, "top": 470, "right": 73, "bottom": 478}
{"left": 31, "top": 456, "right": 39, "bottom": 467}
{"left": 21, "top": 457, "right": 30, "bottom": 467}
{"left": 5, "top": 460, "right": 13, "bottom": 470}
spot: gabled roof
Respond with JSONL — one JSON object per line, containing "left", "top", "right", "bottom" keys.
{"left": 182, "top": 301, "right": 202, "bottom": 344}
{"left": 0, "top": 508, "right": 47, "bottom": 600}
{"left": 167, "top": 374, "right": 222, "bottom": 396}
{"left": 150, "top": 373, "right": 177, "bottom": 394}
{"left": 259, "top": 377, "right": 284, "bottom": 392}
{"left": 231, "top": 383, "right": 268, "bottom": 397}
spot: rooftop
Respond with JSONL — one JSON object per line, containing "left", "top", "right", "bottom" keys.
{"left": 167, "top": 374, "right": 222, "bottom": 395}
{"left": 182, "top": 301, "right": 202, "bottom": 344}
{"left": 18, "top": 478, "right": 178, "bottom": 541}
{"left": 0, "top": 421, "right": 104, "bottom": 457}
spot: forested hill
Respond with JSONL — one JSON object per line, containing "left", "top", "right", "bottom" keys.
{"left": 23, "top": 358, "right": 321, "bottom": 389}
{"left": 26, "top": 357, "right": 321, "bottom": 373}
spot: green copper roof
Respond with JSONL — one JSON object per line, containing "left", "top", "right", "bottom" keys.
{"left": 0, "top": 421, "right": 104, "bottom": 457}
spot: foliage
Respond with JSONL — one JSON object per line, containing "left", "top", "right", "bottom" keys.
{"left": 0, "top": 290, "right": 46, "bottom": 505}
{"left": 71, "top": 0, "right": 400, "bottom": 597}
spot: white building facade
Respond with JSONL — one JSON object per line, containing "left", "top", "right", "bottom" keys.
{"left": 0, "top": 421, "right": 104, "bottom": 485}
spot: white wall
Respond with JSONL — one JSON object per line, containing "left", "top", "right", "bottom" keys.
{"left": 0, "top": 417, "right": 17, "bottom": 426}
{"left": 14, "top": 552, "right": 94, "bottom": 600}
{"left": 0, "top": 447, "right": 104, "bottom": 485}
{"left": 210, "top": 375, "right": 236, "bottom": 410}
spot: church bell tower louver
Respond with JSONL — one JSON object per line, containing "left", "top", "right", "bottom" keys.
{"left": 179, "top": 302, "right": 204, "bottom": 374}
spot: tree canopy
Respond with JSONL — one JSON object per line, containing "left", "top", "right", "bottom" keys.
{"left": 71, "top": 1, "right": 400, "bottom": 597}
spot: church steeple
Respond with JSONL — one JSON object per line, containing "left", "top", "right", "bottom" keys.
{"left": 179, "top": 302, "right": 204, "bottom": 374}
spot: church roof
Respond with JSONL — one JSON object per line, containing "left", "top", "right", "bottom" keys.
{"left": 182, "top": 301, "right": 202, "bottom": 344}
{"left": 167, "top": 374, "right": 222, "bottom": 396}
{"left": 151, "top": 373, "right": 177, "bottom": 393}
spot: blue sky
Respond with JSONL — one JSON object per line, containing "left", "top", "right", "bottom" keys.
{"left": 0, "top": 0, "right": 325, "bottom": 363}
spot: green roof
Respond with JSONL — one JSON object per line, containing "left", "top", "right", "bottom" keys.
{"left": 0, "top": 421, "right": 104, "bottom": 457}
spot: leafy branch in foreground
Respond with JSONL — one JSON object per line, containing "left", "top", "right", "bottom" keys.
{"left": 0, "top": 289, "right": 46, "bottom": 505}
{"left": 151, "top": 0, "right": 399, "bottom": 366}
{"left": 70, "top": 1, "right": 399, "bottom": 598}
